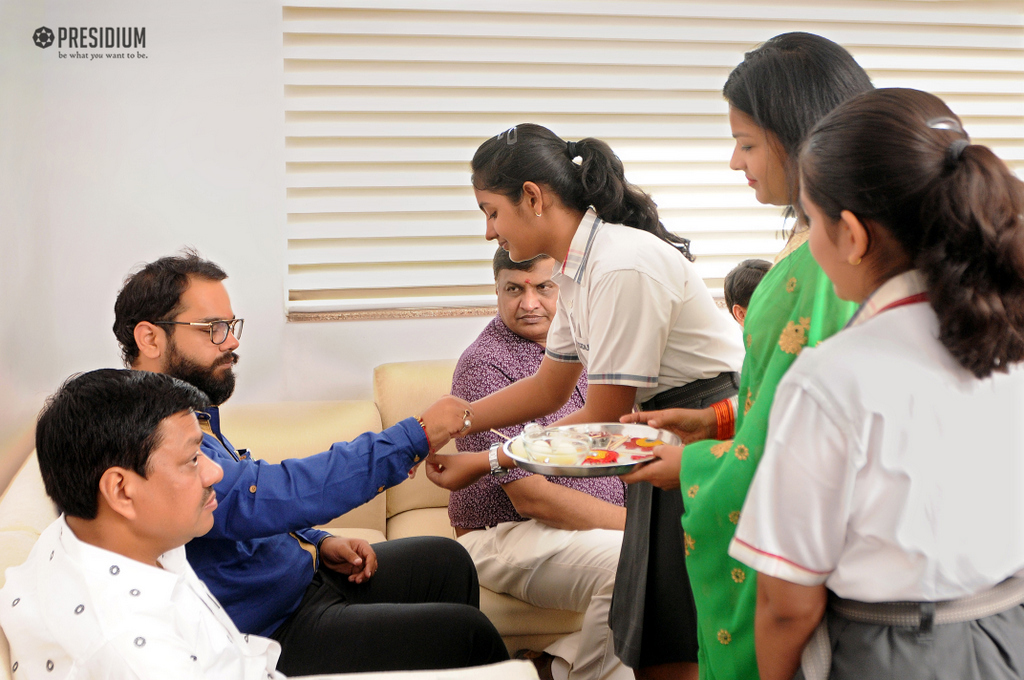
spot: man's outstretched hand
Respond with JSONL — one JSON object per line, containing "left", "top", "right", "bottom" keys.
{"left": 418, "top": 395, "right": 475, "bottom": 452}
{"left": 320, "top": 536, "right": 378, "bottom": 584}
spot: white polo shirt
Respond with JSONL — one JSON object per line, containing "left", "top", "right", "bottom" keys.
{"left": 546, "top": 209, "right": 744, "bottom": 405}
{"left": 0, "top": 516, "right": 284, "bottom": 680}
{"left": 730, "top": 271, "right": 1024, "bottom": 602}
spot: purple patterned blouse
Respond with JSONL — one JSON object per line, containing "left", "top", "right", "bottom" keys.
{"left": 448, "top": 317, "right": 626, "bottom": 529}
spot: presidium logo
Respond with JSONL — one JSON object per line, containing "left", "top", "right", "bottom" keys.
{"left": 32, "top": 25, "right": 146, "bottom": 50}
{"left": 32, "top": 27, "right": 54, "bottom": 49}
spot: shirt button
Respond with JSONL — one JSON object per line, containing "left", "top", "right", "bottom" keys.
{"left": 377, "top": 486, "right": 385, "bottom": 493}
{"left": 249, "top": 485, "right": 257, "bottom": 493}
{"left": 134, "top": 637, "right": 146, "bottom": 648}
{"left": 46, "top": 660, "right": 54, "bottom": 671}
{"left": 414, "top": 455, "right": 420, "bottom": 463}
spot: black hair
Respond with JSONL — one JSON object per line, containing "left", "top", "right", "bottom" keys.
{"left": 801, "top": 87, "right": 1024, "bottom": 378}
{"left": 471, "top": 123, "right": 693, "bottom": 260}
{"left": 35, "top": 368, "right": 210, "bottom": 519}
{"left": 724, "top": 32, "right": 874, "bottom": 219}
{"left": 113, "top": 248, "right": 227, "bottom": 366}
{"left": 492, "top": 247, "right": 553, "bottom": 280}
{"left": 724, "top": 258, "right": 772, "bottom": 310}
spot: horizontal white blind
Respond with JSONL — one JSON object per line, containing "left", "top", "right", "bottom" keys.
{"left": 283, "top": 0, "right": 1024, "bottom": 319}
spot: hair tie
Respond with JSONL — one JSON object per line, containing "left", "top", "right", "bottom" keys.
{"left": 566, "top": 140, "right": 581, "bottom": 164}
{"left": 499, "top": 126, "right": 517, "bottom": 146}
{"left": 927, "top": 117, "right": 964, "bottom": 133}
{"left": 945, "top": 139, "right": 970, "bottom": 169}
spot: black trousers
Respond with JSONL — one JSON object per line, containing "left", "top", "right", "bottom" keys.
{"left": 270, "top": 536, "right": 509, "bottom": 675}
{"left": 611, "top": 373, "right": 741, "bottom": 668}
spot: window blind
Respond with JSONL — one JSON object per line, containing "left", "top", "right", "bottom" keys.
{"left": 283, "top": 0, "right": 1024, "bottom": 319}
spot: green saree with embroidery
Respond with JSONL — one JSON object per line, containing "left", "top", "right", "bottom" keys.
{"left": 679, "top": 239, "right": 857, "bottom": 680}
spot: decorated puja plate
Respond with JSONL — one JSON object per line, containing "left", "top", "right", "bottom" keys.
{"left": 503, "top": 422, "right": 681, "bottom": 477}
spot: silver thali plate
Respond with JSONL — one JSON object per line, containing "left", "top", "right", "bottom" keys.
{"left": 503, "top": 422, "right": 681, "bottom": 477}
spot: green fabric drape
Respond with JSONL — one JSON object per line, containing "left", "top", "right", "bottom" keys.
{"left": 679, "top": 241, "right": 857, "bottom": 680}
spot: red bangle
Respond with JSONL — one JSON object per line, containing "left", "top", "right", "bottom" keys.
{"left": 416, "top": 417, "right": 435, "bottom": 454}
{"left": 712, "top": 399, "right": 735, "bottom": 440}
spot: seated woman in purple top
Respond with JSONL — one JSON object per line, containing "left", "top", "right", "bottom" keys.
{"left": 448, "top": 247, "right": 629, "bottom": 680}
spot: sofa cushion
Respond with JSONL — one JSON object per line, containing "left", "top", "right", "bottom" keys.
{"left": 373, "top": 361, "right": 456, "bottom": 519}
{"left": 480, "top": 589, "right": 585, "bottom": 637}
{"left": 0, "top": 453, "right": 58, "bottom": 589}
{"left": 219, "top": 399, "right": 387, "bottom": 535}
{"left": 386, "top": 507, "right": 454, "bottom": 541}
{"left": 331, "top": 528, "right": 388, "bottom": 545}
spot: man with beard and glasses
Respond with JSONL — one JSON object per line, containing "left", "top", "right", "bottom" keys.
{"left": 111, "top": 249, "right": 508, "bottom": 676}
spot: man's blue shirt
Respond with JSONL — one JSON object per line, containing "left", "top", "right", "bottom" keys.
{"left": 186, "top": 406, "right": 428, "bottom": 636}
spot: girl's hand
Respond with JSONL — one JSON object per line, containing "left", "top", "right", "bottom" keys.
{"left": 619, "top": 445, "right": 683, "bottom": 489}
{"left": 620, "top": 408, "right": 716, "bottom": 444}
{"left": 424, "top": 451, "right": 489, "bottom": 491}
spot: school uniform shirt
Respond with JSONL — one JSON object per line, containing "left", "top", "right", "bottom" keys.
{"left": 730, "top": 270, "right": 1024, "bottom": 602}
{"left": 0, "top": 516, "right": 284, "bottom": 680}
{"left": 545, "top": 209, "right": 744, "bottom": 404}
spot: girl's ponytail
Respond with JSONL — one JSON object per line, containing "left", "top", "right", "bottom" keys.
{"left": 572, "top": 138, "right": 692, "bottom": 258}
{"left": 801, "top": 88, "right": 1024, "bottom": 378}
{"left": 471, "top": 124, "right": 692, "bottom": 259}
{"left": 917, "top": 142, "right": 1024, "bottom": 377}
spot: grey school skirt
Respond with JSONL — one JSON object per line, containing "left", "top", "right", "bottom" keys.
{"left": 797, "top": 600, "right": 1024, "bottom": 680}
{"left": 610, "top": 372, "right": 739, "bottom": 669}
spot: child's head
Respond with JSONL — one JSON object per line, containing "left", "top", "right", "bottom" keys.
{"left": 724, "top": 259, "right": 772, "bottom": 326}
{"left": 470, "top": 123, "right": 691, "bottom": 261}
{"left": 800, "top": 87, "right": 1024, "bottom": 378}
{"left": 724, "top": 32, "right": 873, "bottom": 210}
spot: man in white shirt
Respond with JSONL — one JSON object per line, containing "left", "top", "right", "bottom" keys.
{"left": 0, "top": 369, "right": 540, "bottom": 680}
{"left": 0, "top": 368, "right": 291, "bottom": 679}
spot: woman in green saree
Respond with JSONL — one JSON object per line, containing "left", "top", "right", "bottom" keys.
{"left": 621, "top": 33, "right": 871, "bottom": 680}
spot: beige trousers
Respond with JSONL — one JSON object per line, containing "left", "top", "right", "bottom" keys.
{"left": 459, "top": 521, "right": 631, "bottom": 680}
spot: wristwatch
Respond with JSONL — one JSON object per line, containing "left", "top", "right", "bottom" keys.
{"left": 488, "top": 442, "right": 507, "bottom": 477}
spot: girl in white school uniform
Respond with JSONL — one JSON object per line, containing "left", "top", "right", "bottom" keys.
{"left": 730, "top": 88, "right": 1024, "bottom": 680}
{"left": 428, "top": 123, "right": 745, "bottom": 680}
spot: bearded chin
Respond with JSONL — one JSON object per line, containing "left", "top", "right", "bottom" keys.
{"left": 165, "top": 349, "right": 237, "bottom": 406}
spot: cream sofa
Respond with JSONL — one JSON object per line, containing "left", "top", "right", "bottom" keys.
{"left": 0, "top": 360, "right": 583, "bottom": 678}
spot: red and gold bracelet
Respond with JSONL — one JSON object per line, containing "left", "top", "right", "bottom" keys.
{"left": 416, "top": 417, "right": 435, "bottom": 454}
{"left": 711, "top": 398, "right": 736, "bottom": 440}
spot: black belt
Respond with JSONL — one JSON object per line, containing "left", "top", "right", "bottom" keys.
{"left": 640, "top": 372, "right": 740, "bottom": 411}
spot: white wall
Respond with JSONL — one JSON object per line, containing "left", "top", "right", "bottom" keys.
{"left": 3, "top": 0, "right": 1021, "bottom": 444}
{"left": 0, "top": 0, "right": 488, "bottom": 438}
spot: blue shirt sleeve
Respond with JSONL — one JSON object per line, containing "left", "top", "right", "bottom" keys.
{"left": 201, "top": 418, "right": 427, "bottom": 541}
{"left": 296, "top": 527, "right": 331, "bottom": 549}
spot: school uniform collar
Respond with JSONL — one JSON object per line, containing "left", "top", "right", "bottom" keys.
{"left": 560, "top": 208, "right": 603, "bottom": 285}
{"left": 847, "top": 269, "right": 928, "bottom": 329}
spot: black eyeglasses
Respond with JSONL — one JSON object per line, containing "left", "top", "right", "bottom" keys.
{"left": 153, "top": 318, "right": 244, "bottom": 345}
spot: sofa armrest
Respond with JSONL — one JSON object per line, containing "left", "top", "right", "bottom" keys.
{"left": 0, "top": 453, "right": 59, "bottom": 588}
